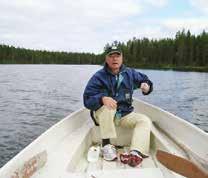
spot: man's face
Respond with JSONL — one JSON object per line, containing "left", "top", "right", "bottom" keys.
{"left": 105, "top": 53, "right": 123, "bottom": 71}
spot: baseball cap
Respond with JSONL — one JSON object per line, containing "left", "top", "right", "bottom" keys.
{"left": 105, "top": 45, "right": 122, "bottom": 56}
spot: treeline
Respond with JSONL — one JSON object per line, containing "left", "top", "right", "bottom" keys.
{"left": 0, "top": 45, "right": 102, "bottom": 64}
{"left": 112, "top": 29, "right": 208, "bottom": 71}
{"left": 0, "top": 29, "right": 208, "bottom": 71}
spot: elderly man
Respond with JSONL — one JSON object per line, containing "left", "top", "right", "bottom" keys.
{"left": 83, "top": 45, "right": 153, "bottom": 167}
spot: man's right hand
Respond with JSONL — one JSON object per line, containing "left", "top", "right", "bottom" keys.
{"left": 102, "top": 96, "right": 117, "bottom": 110}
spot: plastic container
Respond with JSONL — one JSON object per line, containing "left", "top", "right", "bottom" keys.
{"left": 87, "top": 146, "right": 101, "bottom": 162}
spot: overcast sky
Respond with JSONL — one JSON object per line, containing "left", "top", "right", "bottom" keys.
{"left": 0, "top": 0, "right": 208, "bottom": 54}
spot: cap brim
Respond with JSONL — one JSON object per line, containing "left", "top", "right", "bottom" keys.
{"left": 106, "top": 51, "right": 121, "bottom": 56}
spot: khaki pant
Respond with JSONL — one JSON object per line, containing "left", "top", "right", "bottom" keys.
{"left": 95, "top": 106, "right": 152, "bottom": 156}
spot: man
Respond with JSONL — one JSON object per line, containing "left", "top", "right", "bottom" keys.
{"left": 83, "top": 45, "right": 153, "bottom": 167}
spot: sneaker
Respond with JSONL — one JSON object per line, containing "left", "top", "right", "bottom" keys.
{"left": 128, "top": 150, "right": 143, "bottom": 167}
{"left": 120, "top": 152, "right": 129, "bottom": 164}
{"left": 102, "top": 144, "right": 117, "bottom": 161}
{"left": 137, "top": 151, "right": 149, "bottom": 158}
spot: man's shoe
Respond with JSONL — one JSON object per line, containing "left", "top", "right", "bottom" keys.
{"left": 127, "top": 150, "right": 143, "bottom": 167}
{"left": 120, "top": 152, "right": 129, "bottom": 164}
{"left": 102, "top": 144, "right": 117, "bottom": 161}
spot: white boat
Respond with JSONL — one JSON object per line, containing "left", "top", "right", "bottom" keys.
{"left": 0, "top": 99, "right": 208, "bottom": 178}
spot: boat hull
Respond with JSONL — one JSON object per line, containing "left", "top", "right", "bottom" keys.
{"left": 0, "top": 99, "right": 207, "bottom": 178}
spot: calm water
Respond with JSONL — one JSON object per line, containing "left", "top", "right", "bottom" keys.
{"left": 0, "top": 65, "right": 208, "bottom": 167}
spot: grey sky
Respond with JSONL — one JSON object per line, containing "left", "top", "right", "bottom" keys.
{"left": 0, "top": 0, "right": 208, "bottom": 53}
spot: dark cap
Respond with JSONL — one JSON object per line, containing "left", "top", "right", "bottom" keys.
{"left": 105, "top": 45, "right": 122, "bottom": 56}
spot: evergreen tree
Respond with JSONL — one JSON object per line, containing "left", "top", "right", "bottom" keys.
{"left": 1, "top": 29, "right": 208, "bottom": 71}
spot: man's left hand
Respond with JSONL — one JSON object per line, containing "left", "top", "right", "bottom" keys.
{"left": 140, "top": 82, "right": 150, "bottom": 93}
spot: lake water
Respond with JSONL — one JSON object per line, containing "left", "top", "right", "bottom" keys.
{"left": 0, "top": 65, "right": 208, "bottom": 168}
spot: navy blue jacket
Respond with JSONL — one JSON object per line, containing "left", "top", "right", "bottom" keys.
{"left": 83, "top": 64, "right": 153, "bottom": 117}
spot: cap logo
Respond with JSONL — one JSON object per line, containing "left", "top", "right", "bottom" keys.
{"left": 112, "top": 46, "right": 117, "bottom": 50}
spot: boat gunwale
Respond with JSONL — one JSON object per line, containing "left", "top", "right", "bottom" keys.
{"left": 0, "top": 107, "right": 87, "bottom": 175}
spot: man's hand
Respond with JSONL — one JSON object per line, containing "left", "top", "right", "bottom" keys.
{"left": 140, "top": 82, "right": 150, "bottom": 93}
{"left": 102, "top": 96, "right": 117, "bottom": 110}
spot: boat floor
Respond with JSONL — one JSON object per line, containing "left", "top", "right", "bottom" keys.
{"left": 77, "top": 147, "right": 157, "bottom": 172}
{"left": 32, "top": 123, "right": 186, "bottom": 178}
{"left": 33, "top": 147, "right": 163, "bottom": 178}
{"left": 71, "top": 147, "right": 163, "bottom": 177}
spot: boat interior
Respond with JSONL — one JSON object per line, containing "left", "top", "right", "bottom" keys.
{"left": 2, "top": 100, "right": 207, "bottom": 178}
{"left": 31, "top": 111, "right": 188, "bottom": 178}
{"left": 4, "top": 97, "right": 208, "bottom": 178}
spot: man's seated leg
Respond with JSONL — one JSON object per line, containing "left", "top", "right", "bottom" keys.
{"left": 95, "top": 106, "right": 117, "bottom": 161}
{"left": 119, "top": 112, "right": 152, "bottom": 166}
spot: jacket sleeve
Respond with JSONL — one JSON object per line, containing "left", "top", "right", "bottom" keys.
{"left": 131, "top": 69, "right": 153, "bottom": 95}
{"left": 83, "top": 74, "right": 107, "bottom": 111}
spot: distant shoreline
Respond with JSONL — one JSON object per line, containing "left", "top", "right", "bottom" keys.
{"left": 1, "top": 30, "right": 208, "bottom": 73}
{"left": 128, "top": 65, "right": 208, "bottom": 72}
{"left": 1, "top": 63, "right": 207, "bottom": 72}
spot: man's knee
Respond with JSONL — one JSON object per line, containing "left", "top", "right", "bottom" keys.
{"left": 120, "top": 113, "right": 151, "bottom": 129}
{"left": 96, "top": 105, "right": 116, "bottom": 115}
{"left": 135, "top": 114, "right": 152, "bottom": 126}
{"left": 95, "top": 105, "right": 116, "bottom": 124}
